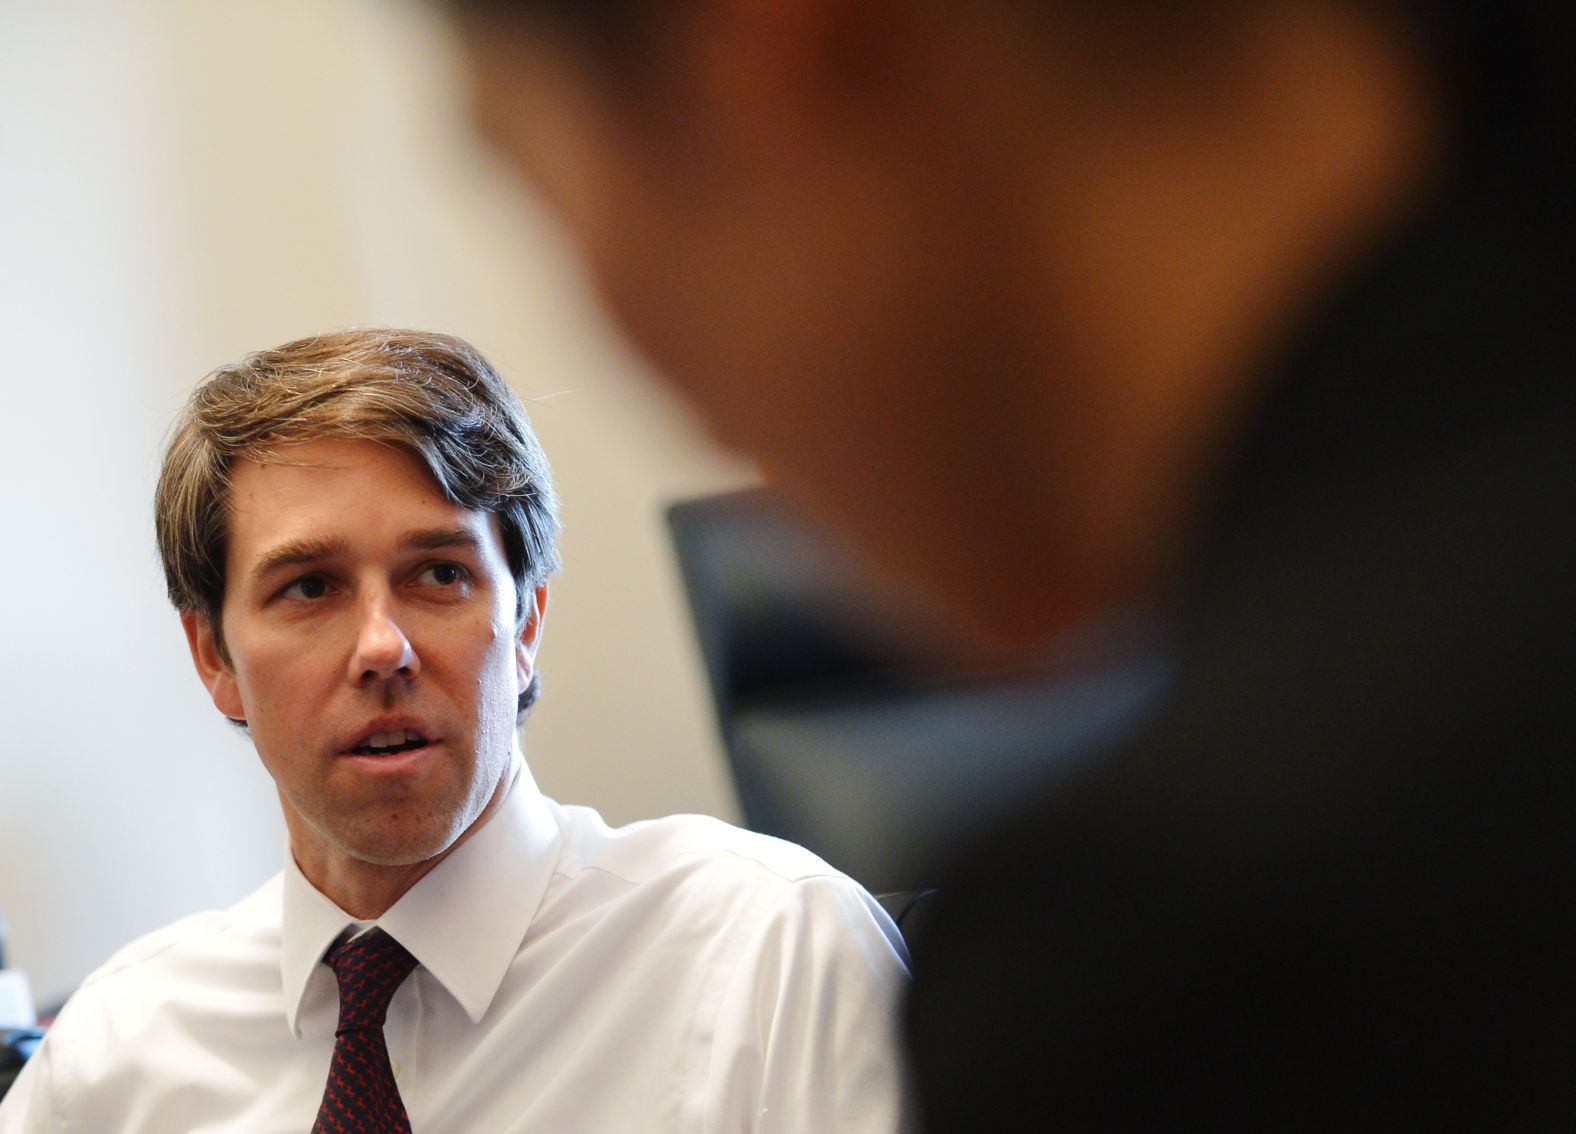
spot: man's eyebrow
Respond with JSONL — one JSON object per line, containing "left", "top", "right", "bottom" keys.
{"left": 402, "top": 526, "right": 485, "bottom": 553}
{"left": 246, "top": 528, "right": 484, "bottom": 586}
{"left": 250, "top": 537, "right": 349, "bottom": 584}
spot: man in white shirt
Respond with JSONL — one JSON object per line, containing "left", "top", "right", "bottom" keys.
{"left": 0, "top": 328, "right": 909, "bottom": 1133}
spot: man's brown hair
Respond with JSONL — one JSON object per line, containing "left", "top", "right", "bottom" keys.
{"left": 155, "top": 327, "right": 560, "bottom": 720}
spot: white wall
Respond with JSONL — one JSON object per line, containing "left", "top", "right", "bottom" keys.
{"left": 0, "top": 0, "right": 752, "bottom": 1008}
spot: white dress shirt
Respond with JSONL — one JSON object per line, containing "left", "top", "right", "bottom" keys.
{"left": 0, "top": 758, "right": 910, "bottom": 1132}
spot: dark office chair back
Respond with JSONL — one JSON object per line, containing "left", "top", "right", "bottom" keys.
{"left": 667, "top": 488, "right": 1170, "bottom": 897}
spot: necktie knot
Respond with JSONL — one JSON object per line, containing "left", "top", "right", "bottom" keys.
{"left": 323, "top": 927, "right": 418, "bottom": 1035}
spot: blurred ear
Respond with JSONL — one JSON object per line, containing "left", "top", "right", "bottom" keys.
{"left": 181, "top": 611, "right": 246, "bottom": 721}
{"left": 515, "top": 584, "right": 549, "bottom": 694}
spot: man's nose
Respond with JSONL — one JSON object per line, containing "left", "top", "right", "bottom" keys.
{"left": 349, "top": 596, "right": 420, "bottom": 686}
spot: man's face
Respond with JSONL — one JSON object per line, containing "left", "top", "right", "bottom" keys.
{"left": 183, "top": 438, "right": 544, "bottom": 873}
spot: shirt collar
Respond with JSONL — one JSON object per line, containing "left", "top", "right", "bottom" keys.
{"left": 280, "top": 751, "right": 561, "bottom": 1036}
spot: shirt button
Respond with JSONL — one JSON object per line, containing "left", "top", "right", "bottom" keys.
{"left": 391, "top": 1057, "right": 401, "bottom": 1079}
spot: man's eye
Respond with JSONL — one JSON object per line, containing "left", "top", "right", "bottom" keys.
{"left": 282, "top": 575, "right": 330, "bottom": 601}
{"left": 418, "top": 562, "right": 468, "bottom": 587}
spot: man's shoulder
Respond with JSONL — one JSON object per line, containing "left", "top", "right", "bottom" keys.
{"left": 553, "top": 805, "right": 849, "bottom": 894}
{"left": 69, "top": 872, "right": 283, "bottom": 1008}
{"left": 12, "top": 874, "right": 290, "bottom": 1124}
{"left": 539, "top": 804, "right": 906, "bottom": 981}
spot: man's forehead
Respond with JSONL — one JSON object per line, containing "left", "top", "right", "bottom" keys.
{"left": 224, "top": 440, "right": 506, "bottom": 574}
{"left": 227, "top": 439, "right": 449, "bottom": 513}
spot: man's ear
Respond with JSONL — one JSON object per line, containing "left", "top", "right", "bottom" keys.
{"left": 180, "top": 611, "right": 246, "bottom": 721}
{"left": 515, "top": 583, "right": 549, "bottom": 694}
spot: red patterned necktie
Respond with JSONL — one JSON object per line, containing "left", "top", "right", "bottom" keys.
{"left": 313, "top": 927, "right": 419, "bottom": 1134}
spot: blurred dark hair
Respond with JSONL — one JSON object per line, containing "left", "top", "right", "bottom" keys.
{"left": 448, "top": 0, "right": 660, "bottom": 61}
{"left": 448, "top": 0, "right": 1573, "bottom": 175}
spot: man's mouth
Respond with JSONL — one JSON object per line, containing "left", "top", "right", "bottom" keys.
{"left": 350, "top": 729, "right": 431, "bottom": 757}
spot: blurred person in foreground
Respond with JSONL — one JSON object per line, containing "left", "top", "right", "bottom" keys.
{"left": 442, "top": 0, "right": 1575, "bottom": 1127}
{"left": 0, "top": 329, "right": 909, "bottom": 1133}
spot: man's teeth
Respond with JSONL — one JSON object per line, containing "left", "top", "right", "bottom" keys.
{"left": 358, "top": 729, "right": 426, "bottom": 754}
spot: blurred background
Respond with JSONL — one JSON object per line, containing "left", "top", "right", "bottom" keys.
{"left": 0, "top": 0, "right": 756, "bottom": 1009}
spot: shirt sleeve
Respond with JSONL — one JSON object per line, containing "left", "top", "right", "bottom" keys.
{"left": 0, "top": 1034, "right": 56, "bottom": 1134}
{"left": 704, "top": 874, "right": 913, "bottom": 1134}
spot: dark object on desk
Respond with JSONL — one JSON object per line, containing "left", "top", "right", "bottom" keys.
{"left": 0, "top": 910, "right": 42, "bottom": 1103}
{"left": 668, "top": 488, "right": 1167, "bottom": 896}
{"left": 1, "top": 1028, "right": 45, "bottom": 1104}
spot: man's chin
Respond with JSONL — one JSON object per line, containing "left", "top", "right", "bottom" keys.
{"left": 334, "top": 823, "right": 465, "bottom": 869}
{"left": 284, "top": 769, "right": 511, "bottom": 885}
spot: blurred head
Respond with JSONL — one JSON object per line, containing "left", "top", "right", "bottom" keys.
{"left": 156, "top": 327, "right": 560, "bottom": 719}
{"left": 445, "top": 0, "right": 1562, "bottom": 652}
